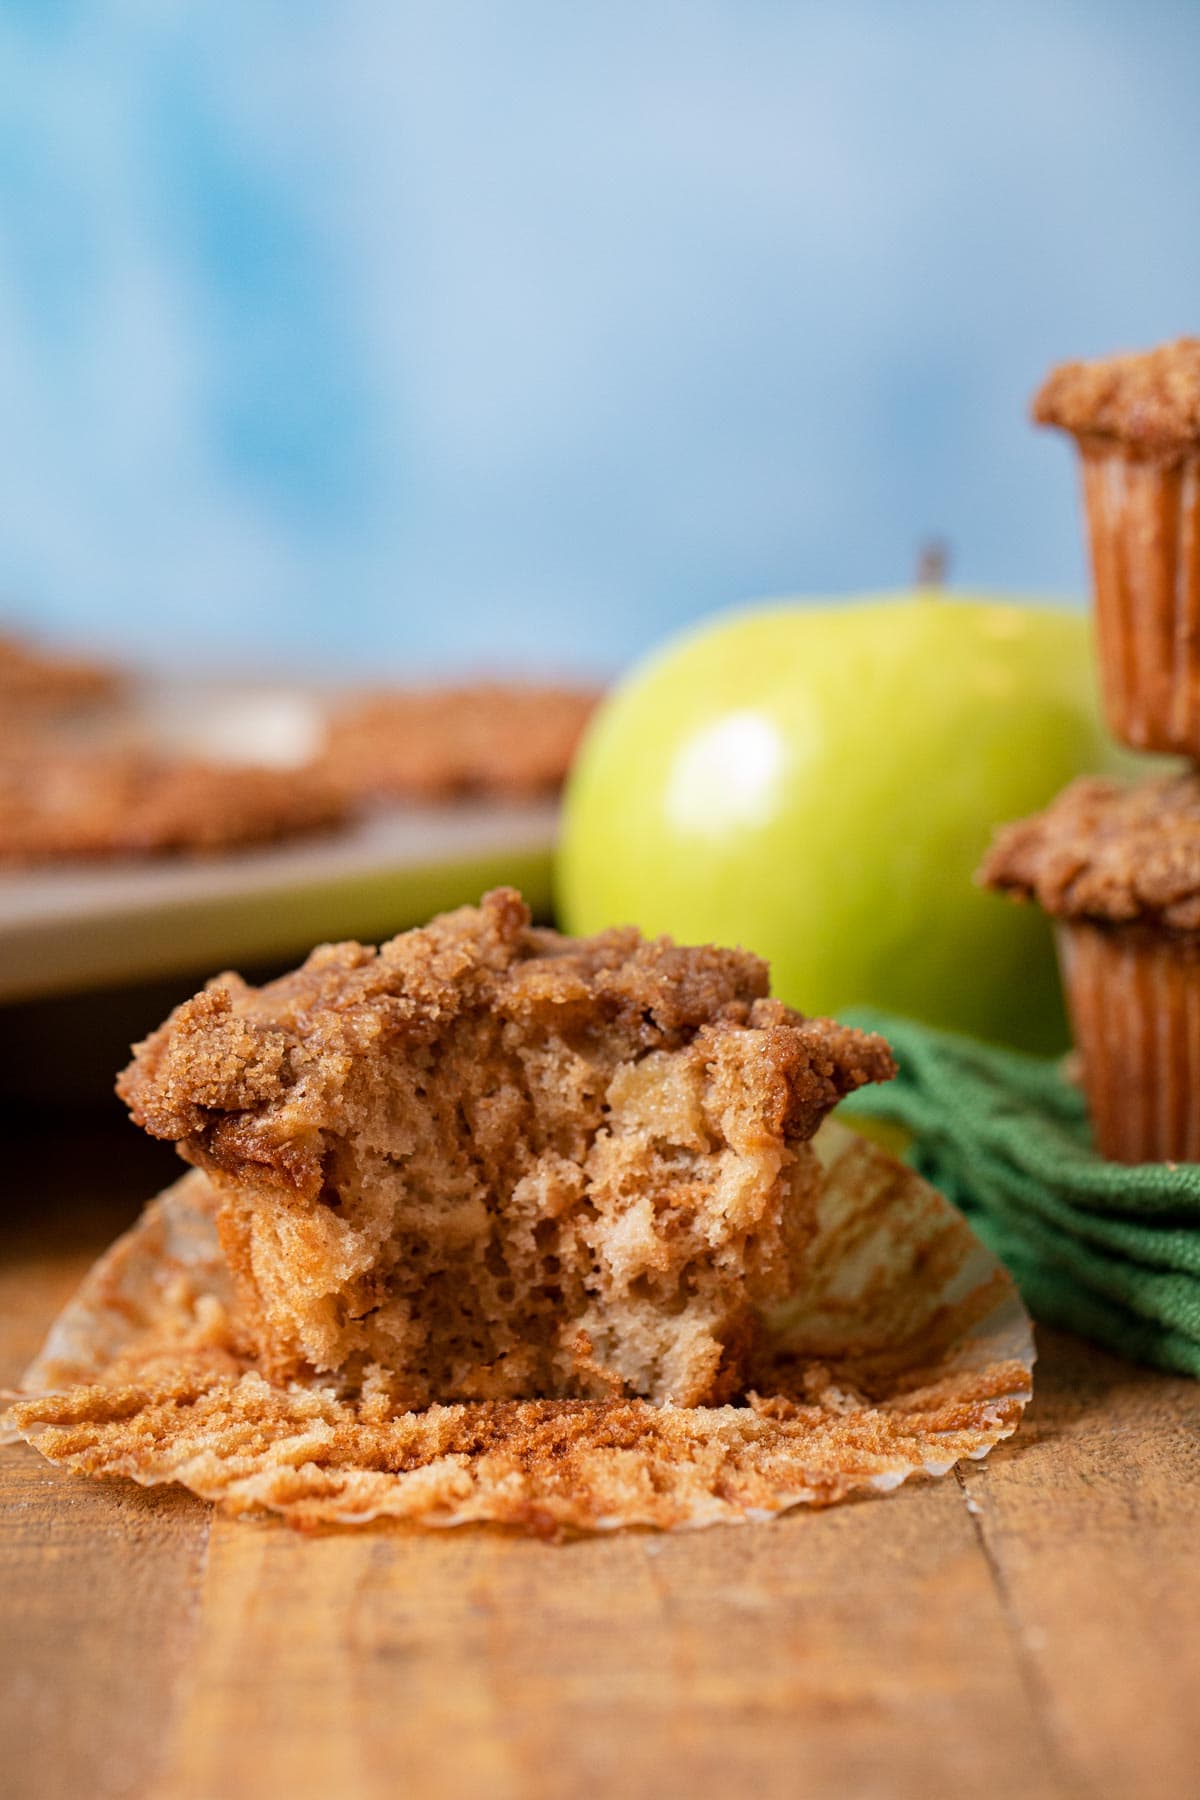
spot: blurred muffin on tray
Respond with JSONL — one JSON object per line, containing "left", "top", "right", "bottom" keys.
{"left": 0, "top": 745, "right": 348, "bottom": 862}
{"left": 0, "top": 626, "right": 599, "bottom": 864}
{"left": 315, "top": 682, "right": 600, "bottom": 805}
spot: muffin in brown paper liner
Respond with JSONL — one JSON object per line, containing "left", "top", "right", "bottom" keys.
{"left": 981, "top": 769, "right": 1200, "bottom": 1165}
{"left": 1, "top": 1125, "right": 1034, "bottom": 1536}
{"left": 1034, "top": 338, "right": 1200, "bottom": 758}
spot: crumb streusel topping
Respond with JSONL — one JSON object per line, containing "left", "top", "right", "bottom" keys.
{"left": 980, "top": 771, "right": 1200, "bottom": 932}
{"left": 1033, "top": 338, "right": 1200, "bottom": 461}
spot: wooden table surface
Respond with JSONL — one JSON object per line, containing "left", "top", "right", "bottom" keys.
{"left": 3, "top": 1105, "right": 1199, "bottom": 1800}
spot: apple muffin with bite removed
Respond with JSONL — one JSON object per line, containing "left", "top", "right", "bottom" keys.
{"left": 117, "top": 889, "right": 894, "bottom": 1409}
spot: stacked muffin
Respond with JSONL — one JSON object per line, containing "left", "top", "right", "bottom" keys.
{"left": 982, "top": 339, "right": 1200, "bottom": 1163}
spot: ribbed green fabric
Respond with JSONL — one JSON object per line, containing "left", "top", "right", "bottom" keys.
{"left": 839, "top": 1009, "right": 1200, "bottom": 1378}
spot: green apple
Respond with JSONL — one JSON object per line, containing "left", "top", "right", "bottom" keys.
{"left": 557, "top": 593, "right": 1131, "bottom": 1053}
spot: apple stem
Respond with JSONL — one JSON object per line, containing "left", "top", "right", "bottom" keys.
{"left": 916, "top": 540, "right": 949, "bottom": 589}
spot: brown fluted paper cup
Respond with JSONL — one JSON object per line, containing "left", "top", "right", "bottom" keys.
{"left": 1079, "top": 442, "right": 1200, "bottom": 756}
{"left": 1056, "top": 919, "right": 1200, "bottom": 1163}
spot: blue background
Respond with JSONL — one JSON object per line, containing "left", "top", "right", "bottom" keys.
{"left": 2, "top": 2, "right": 1198, "bottom": 678}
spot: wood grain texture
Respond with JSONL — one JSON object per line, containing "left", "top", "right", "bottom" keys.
{"left": 153, "top": 1479, "right": 1064, "bottom": 1800}
{"left": 1, "top": 1111, "right": 209, "bottom": 1800}
{"left": 959, "top": 1336, "right": 1200, "bottom": 1797}
{"left": 2, "top": 1110, "right": 1198, "bottom": 1800}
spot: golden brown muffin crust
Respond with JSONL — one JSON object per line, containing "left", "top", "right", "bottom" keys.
{"left": 979, "top": 771, "right": 1200, "bottom": 932}
{"left": 1032, "top": 338, "right": 1200, "bottom": 461}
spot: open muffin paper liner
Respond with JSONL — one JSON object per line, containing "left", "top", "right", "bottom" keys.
{"left": 1, "top": 1121, "right": 1034, "bottom": 1534}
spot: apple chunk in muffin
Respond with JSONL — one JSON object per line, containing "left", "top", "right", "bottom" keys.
{"left": 117, "top": 889, "right": 893, "bottom": 1407}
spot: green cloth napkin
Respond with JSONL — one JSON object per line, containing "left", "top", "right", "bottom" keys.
{"left": 839, "top": 1008, "right": 1200, "bottom": 1378}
